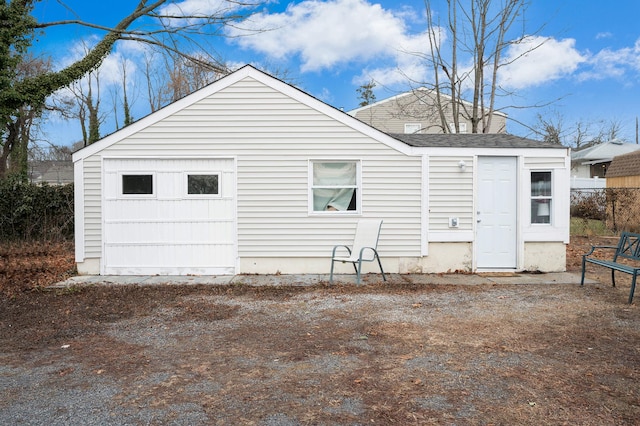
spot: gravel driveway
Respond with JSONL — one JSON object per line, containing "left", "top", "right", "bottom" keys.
{"left": 1, "top": 278, "right": 639, "bottom": 425}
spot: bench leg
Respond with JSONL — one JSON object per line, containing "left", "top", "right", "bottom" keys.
{"left": 611, "top": 269, "right": 616, "bottom": 287}
{"left": 629, "top": 274, "right": 638, "bottom": 304}
{"left": 580, "top": 257, "right": 587, "bottom": 286}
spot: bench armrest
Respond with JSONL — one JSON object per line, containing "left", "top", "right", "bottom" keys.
{"left": 583, "top": 245, "right": 618, "bottom": 257}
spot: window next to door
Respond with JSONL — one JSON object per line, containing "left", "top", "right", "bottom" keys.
{"left": 531, "top": 171, "right": 552, "bottom": 224}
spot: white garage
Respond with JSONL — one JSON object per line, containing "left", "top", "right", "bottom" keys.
{"left": 101, "top": 157, "right": 236, "bottom": 275}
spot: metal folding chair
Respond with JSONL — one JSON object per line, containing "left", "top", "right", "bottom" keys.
{"left": 330, "top": 219, "right": 386, "bottom": 284}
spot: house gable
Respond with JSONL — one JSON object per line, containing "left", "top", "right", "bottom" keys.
{"left": 72, "top": 65, "right": 426, "bottom": 275}
{"left": 348, "top": 88, "right": 507, "bottom": 135}
{"left": 73, "top": 65, "right": 412, "bottom": 162}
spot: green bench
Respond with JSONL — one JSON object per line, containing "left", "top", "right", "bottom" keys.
{"left": 581, "top": 231, "right": 640, "bottom": 304}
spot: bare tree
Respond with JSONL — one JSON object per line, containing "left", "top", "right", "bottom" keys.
{"left": 140, "top": 47, "right": 226, "bottom": 114}
{"left": 64, "top": 65, "right": 105, "bottom": 147}
{"left": 533, "top": 111, "right": 629, "bottom": 147}
{"left": 164, "top": 52, "right": 223, "bottom": 102}
{"left": 1, "top": 0, "right": 263, "bottom": 179}
{"left": 415, "top": 0, "right": 541, "bottom": 134}
{"left": 534, "top": 112, "right": 564, "bottom": 145}
{"left": 121, "top": 60, "right": 134, "bottom": 127}
{"left": 108, "top": 57, "right": 136, "bottom": 131}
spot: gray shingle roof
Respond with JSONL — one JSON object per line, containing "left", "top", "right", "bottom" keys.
{"left": 572, "top": 140, "right": 640, "bottom": 161}
{"left": 388, "top": 133, "right": 565, "bottom": 149}
{"left": 606, "top": 149, "right": 640, "bottom": 178}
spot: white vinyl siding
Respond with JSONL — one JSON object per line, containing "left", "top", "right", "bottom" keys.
{"left": 83, "top": 156, "right": 102, "bottom": 258}
{"left": 525, "top": 156, "right": 566, "bottom": 169}
{"left": 81, "top": 77, "right": 423, "bottom": 262}
{"left": 429, "top": 156, "right": 474, "bottom": 230}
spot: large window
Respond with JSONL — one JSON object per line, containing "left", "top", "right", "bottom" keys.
{"left": 310, "top": 161, "right": 359, "bottom": 213}
{"left": 531, "top": 171, "right": 552, "bottom": 224}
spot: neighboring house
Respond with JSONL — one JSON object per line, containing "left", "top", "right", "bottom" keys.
{"left": 348, "top": 88, "right": 507, "bottom": 134}
{"left": 606, "top": 150, "right": 640, "bottom": 187}
{"left": 72, "top": 65, "right": 570, "bottom": 277}
{"left": 571, "top": 140, "right": 640, "bottom": 180}
{"left": 29, "top": 160, "right": 74, "bottom": 185}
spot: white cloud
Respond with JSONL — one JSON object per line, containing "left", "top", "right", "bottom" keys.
{"left": 229, "top": 0, "right": 420, "bottom": 73}
{"left": 595, "top": 32, "right": 613, "bottom": 40}
{"left": 577, "top": 38, "right": 640, "bottom": 80}
{"left": 499, "top": 36, "right": 587, "bottom": 89}
{"left": 353, "top": 31, "right": 433, "bottom": 88}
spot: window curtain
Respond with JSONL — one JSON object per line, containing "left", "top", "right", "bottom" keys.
{"left": 313, "top": 162, "right": 356, "bottom": 211}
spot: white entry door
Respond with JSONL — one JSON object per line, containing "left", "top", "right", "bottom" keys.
{"left": 476, "top": 156, "right": 517, "bottom": 269}
{"left": 102, "top": 158, "right": 236, "bottom": 275}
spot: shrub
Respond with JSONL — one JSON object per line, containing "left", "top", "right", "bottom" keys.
{"left": 570, "top": 189, "right": 606, "bottom": 220}
{"left": 0, "top": 177, "right": 74, "bottom": 242}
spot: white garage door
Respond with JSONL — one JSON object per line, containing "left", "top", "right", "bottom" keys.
{"left": 103, "top": 158, "right": 236, "bottom": 275}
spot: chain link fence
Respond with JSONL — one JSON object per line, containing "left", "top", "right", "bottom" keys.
{"left": 571, "top": 187, "right": 640, "bottom": 234}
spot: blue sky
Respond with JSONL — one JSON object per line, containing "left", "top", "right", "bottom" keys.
{"left": 32, "top": 0, "right": 640, "bottom": 147}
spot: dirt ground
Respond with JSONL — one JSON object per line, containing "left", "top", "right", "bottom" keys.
{"left": 0, "top": 236, "right": 638, "bottom": 425}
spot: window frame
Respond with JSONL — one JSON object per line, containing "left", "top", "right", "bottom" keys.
{"left": 404, "top": 123, "right": 422, "bottom": 134}
{"left": 448, "top": 122, "right": 468, "bottom": 134}
{"left": 120, "top": 172, "right": 156, "bottom": 198}
{"left": 184, "top": 172, "right": 222, "bottom": 198}
{"left": 530, "top": 170, "right": 553, "bottom": 225}
{"left": 308, "top": 159, "right": 361, "bottom": 215}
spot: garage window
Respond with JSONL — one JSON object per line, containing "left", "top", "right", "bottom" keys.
{"left": 122, "top": 174, "right": 153, "bottom": 195}
{"left": 187, "top": 174, "right": 220, "bottom": 196}
{"left": 310, "top": 160, "right": 360, "bottom": 213}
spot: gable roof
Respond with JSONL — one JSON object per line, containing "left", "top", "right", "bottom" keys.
{"left": 606, "top": 149, "right": 640, "bottom": 178}
{"left": 389, "top": 133, "right": 564, "bottom": 149}
{"left": 348, "top": 87, "right": 508, "bottom": 117}
{"left": 73, "top": 65, "right": 413, "bottom": 162}
{"left": 571, "top": 140, "right": 640, "bottom": 162}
